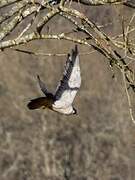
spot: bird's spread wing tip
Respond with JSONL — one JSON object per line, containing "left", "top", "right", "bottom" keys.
{"left": 75, "top": 44, "right": 78, "bottom": 50}
{"left": 37, "top": 74, "right": 40, "bottom": 81}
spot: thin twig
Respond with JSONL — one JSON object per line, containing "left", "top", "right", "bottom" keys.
{"left": 12, "top": 48, "right": 96, "bottom": 56}
{"left": 122, "top": 69, "right": 135, "bottom": 124}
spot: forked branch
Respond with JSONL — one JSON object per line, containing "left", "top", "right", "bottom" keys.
{"left": 0, "top": 0, "right": 135, "bottom": 121}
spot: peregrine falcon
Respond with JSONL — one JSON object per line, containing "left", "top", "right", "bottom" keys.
{"left": 27, "top": 45, "right": 81, "bottom": 115}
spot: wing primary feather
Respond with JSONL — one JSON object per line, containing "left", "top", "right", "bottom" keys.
{"left": 27, "top": 97, "right": 48, "bottom": 110}
{"left": 71, "top": 45, "right": 78, "bottom": 62}
{"left": 37, "top": 75, "right": 49, "bottom": 96}
{"left": 54, "top": 45, "right": 81, "bottom": 104}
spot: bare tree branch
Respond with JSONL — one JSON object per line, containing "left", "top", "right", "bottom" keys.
{"left": 124, "top": 1, "right": 135, "bottom": 8}
{"left": 74, "top": 0, "right": 125, "bottom": 6}
{"left": 0, "top": 1, "right": 27, "bottom": 24}
{"left": 122, "top": 69, "right": 135, "bottom": 124}
{"left": 0, "top": 0, "right": 22, "bottom": 8}
{"left": 0, "top": 0, "right": 135, "bottom": 109}
{"left": 0, "top": 32, "right": 89, "bottom": 49}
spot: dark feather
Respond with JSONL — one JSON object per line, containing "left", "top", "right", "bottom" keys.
{"left": 27, "top": 97, "right": 51, "bottom": 110}
{"left": 37, "top": 75, "right": 53, "bottom": 96}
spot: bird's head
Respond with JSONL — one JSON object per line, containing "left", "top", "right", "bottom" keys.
{"left": 73, "top": 107, "right": 78, "bottom": 115}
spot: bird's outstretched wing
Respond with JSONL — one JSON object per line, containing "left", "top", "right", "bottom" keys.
{"left": 37, "top": 75, "right": 53, "bottom": 97}
{"left": 54, "top": 45, "right": 81, "bottom": 108}
{"left": 27, "top": 97, "right": 49, "bottom": 110}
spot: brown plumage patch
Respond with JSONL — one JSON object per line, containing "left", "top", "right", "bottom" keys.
{"left": 27, "top": 97, "right": 53, "bottom": 110}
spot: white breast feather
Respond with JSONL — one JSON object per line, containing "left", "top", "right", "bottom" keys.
{"left": 52, "top": 104, "right": 73, "bottom": 115}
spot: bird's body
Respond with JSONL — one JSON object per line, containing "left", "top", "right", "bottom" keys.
{"left": 27, "top": 45, "right": 81, "bottom": 115}
{"left": 52, "top": 105, "right": 74, "bottom": 115}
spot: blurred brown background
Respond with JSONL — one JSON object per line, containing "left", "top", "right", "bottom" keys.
{"left": 0, "top": 3, "right": 135, "bottom": 180}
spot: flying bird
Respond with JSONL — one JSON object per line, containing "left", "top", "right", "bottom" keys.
{"left": 27, "top": 45, "right": 81, "bottom": 115}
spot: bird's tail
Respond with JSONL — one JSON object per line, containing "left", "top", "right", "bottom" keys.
{"left": 27, "top": 97, "right": 49, "bottom": 110}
